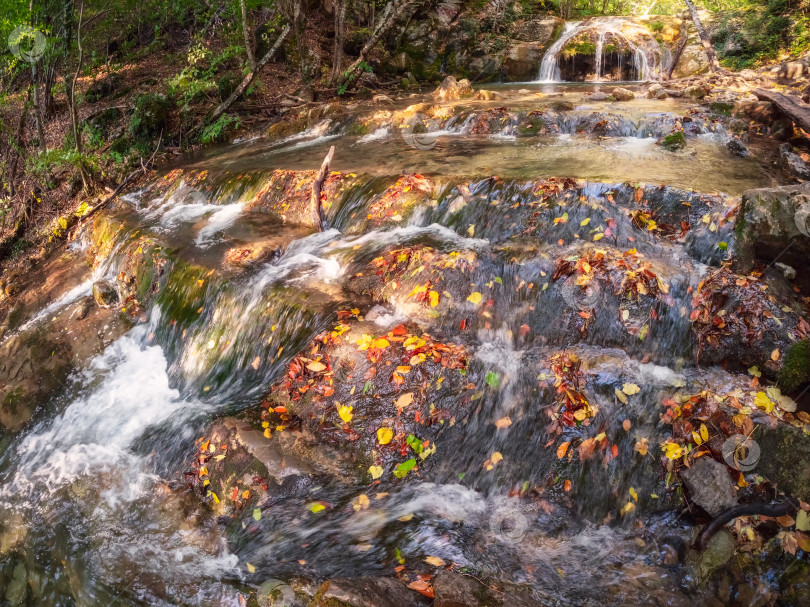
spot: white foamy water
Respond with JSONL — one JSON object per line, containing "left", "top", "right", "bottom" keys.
{"left": 195, "top": 202, "right": 245, "bottom": 246}
{"left": 358, "top": 127, "right": 391, "bottom": 143}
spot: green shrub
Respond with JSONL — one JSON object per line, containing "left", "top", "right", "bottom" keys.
{"left": 130, "top": 93, "right": 170, "bottom": 138}
{"left": 200, "top": 114, "right": 239, "bottom": 145}
{"left": 217, "top": 73, "right": 240, "bottom": 101}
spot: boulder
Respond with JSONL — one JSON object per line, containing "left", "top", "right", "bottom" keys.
{"left": 611, "top": 87, "right": 635, "bottom": 101}
{"left": 658, "top": 131, "right": 686, "bottom": 151}
{"left": 433, "top": 76, "right": 472, "bottom": 102}
{"left": 680, "top": 457, "right": 737, "bottom": 516}
{"left": 92, "top": 280, "right": 118, "bottom": 308}
{"left": 780, "top": 142, "right": 810, "bottom": 180}
{"left": 434, "top": 570, "right": 538, "bottom": 607}
{"left": 683, "top": 84, "right": 708, "bottom": 99}
{"left": 726, "top": 138, "right": 750, "bottom": 158}
{"left": 473, "top": 89, "right": 502, "bottom": 101}
{"left": 372, "top": 94, "right": 394, "bottom": 105}
{"left": 647, "top": 83, "right": 668, "bottom": 99}
{"left": 504, "top": 43, "right": 547, "bottom": 81}
{"left": 588, "top": 92, "right": 613, "bottom": 101}
{"left": 735, "top": 182, "right": 810, "bottom": 274}
{"left": 756, "top": 422, "right": 810, "bottom": 502}
{"left": 671, "top": 45, "right": 711, "bottom": 78}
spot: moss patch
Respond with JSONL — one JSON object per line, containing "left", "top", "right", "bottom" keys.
{"left": 778, "top": 339, "right": 810, "bottom": 393}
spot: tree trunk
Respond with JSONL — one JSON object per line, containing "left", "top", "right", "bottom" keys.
{"left": 339, "top": 0, "right": 414, "bottom": 89}
{"left": 665, "top": 23, "right": 688, "bottom": 80}
{"left": 70, "top": 0, "right": 89, "bottom": 191}
{"left": 753, "top": 88, "right": 810, "bottom": 134}
{"left": 202, "top": 24, "right": 291, "bottom": 127}
{"left": 31, "top": 63, "right": 46, "bottom": 153}
{"left": 330, "top": 0, "right": 347, "bottom": 84}
{"left": 682, "top": 0, "right": 720, "bottom": 73}
{"left": 240, "top": 0, "right": 256, "bottom": 71}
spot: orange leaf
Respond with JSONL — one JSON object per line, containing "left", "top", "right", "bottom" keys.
{"left": 557, "top": 441, "right": 570, "bottom": 459}
{"left": 564, "top": 479, "right": 572, "bottom": 492}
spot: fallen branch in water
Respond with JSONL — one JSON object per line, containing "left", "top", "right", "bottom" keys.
{"left": 311, "top": 145, "right": 335, "bottom": 232}
{"left": 753, "top": 88, "right": 810, "bottom": 133}
{"left": 696, "top": 497, "right": 800, "bottom": 551}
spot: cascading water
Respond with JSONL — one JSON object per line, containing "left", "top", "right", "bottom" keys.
{"left": 537, "top": 17, "right": 668, "bottom": 82}
{"left": 0, "top": 84, "right": 802, "bottom": 606}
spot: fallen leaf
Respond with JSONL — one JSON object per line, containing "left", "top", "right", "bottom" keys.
{"left": 338, "top": 404, "right": 354, "bottom": 423}
{"left": 557, "top": 441, "right": 571, "bottom": 459}
{"left": 368, "top": 465, "right": 384, "bottom": 479}
{"left": 377, "top": 427, "right": 394, "bottom": 445}
{"left": 622, "top": 419, "right": 631, "bottom": 431}
{"left": 307, "top": 361, "right": 327, "bottom": 372}
{"left": 771, "top": 349, "right": 780, "bottom": 361}
{"left": 424, "top": 556, "right": 446, "bottom": 567}
{"left": 495, "top": 416, "right": 512, "bottom": 429}
{"left": 467, "top": 292, "right": 482, "bottom": 305}
{"left": 622, "top": 383, "right": 641, "bottom": 396}
{"left": 251, "top": 356, "right": 261, "bottom": 370}
{"left": 395, "top": 392, "right": 414, "bottom": 411}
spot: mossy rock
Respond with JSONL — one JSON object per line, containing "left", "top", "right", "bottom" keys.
{"left": 660, "top": 131, "right": 686, "bottom": 151}
{"left": 708, "top": 101, "right": 734, "bottom": 116}
{"left": 130, "top": 93, "right": 171, "bottom": 138}
{"left": 778, "top": 340, "right": 810, "bottom": 393}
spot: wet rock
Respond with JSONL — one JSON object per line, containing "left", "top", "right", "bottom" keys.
{"left": 659, "top": 131, "right": 686, "bottom": 151}
{"left": 726, "top": 138, "right": 750, "bottom": 158}
{"left": 222, "top": 418, "right": 316, "bottom": 482}
{"left": 735, "top": 182, "right": 810, "bottom": 274}
{"left": 780, "top": 143, "right": 810, "bottom": 180}
{"left": 680, "top": 457, "right": 736, "bottom": 516}
{"left": 647, "top": 83, "right": 668, "bottom": 100}
{"left": 72, "top": 299, "right": 91, "bottom": 321}
{"left": 756, "top": 422, "right": 810, "bottom": 501}
{"left": 664, "top": 89, "right": 682, "bottom": 98}
{"left": 4, "top": 561, "right": 27, "bottom": 605}
{"left": 550, "top": 100, "right": 574, "bottom": 112}
{"left": 433, "top": 571, "right": 538, "bottom": 607}
{"left": 505, "top": 43, "right": 548, "bottom": 82}
{"left": 92, "top": 280, "right": 118, "bottom": 308}
{"left": 223, "top": 243, "right": 284, "bottom": 270}
{"left": 611, "top": 87, "right": 635, "bottom": 101}
{"left": 683, "top": 85, "right": 708, "bottom": 99}
{"left": 774, "top": 262, "right": 797, "bottom": 281}
{"left": 311, "top": 577, "right": 429, "bottom": 607}
{"left": 433, "top": 76, "right": 472, "bottom": 102}
{"left": 473, "top": 90, "right": 502, "bottom": 101}
{"left": 692, "top": 530, "right": 735, "bottom": 580}
{"left": 588, "top": 92, "right": 612, "bottom": 101}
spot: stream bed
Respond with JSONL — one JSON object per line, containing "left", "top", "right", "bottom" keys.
{"left": 1, "top": 83, "right": 808, "bottom": 606}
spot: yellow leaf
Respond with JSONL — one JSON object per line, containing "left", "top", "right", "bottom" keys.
{"left": 369, "top": 465, "right": 384, "bottom": 479}
{"left": 424, "top": 556, "right": 446, "bottom": 567}
{"left": 754, "top": 391, "right": 774, "bottom": 413}
{"left": 307, "top": 361, "right": 327, "bottom": 372}
{"left": 395, "top": 392, "right": 414, "bottom": 411}
{"left": 615, "top": 388, "right": 629, "bottom": 404}
{"left": 338, "top": 404, "right": 353, "bottom": 423}
{"left": 467, "top": 292, "right": 482, "bottom": 305}
{"left": 580, "top": 218, "right": 591, "bottom": 226}
{"left": 663, "top": 442, "right": 685, "bottom": 460}
{"left": 353, "top": 494, "right": 370, "bottom": 511}
{"left": 622, "top": 383, "right": 641, "bottom": 396}
{"left": 372, "top": 338, "right": 390, "bottom": 349}
{"left": 593, "top": 233, "right": 604, "bottom": 241}
{"left": 700, "top": 423, "right": 709, "bottom": 442}
{"left": 246, "top": 562, "right": 256, "bottom": 573}
{"left": 491, "top": 451, "right": 503, "bottom": 465}
{"left": 429, "top": 290, "right": 440, "bottom": 307}
{"left": 629, "top": 487, "right": 638, "bottom": 502}
{"left": 377, "top": 427, "right": 394, "bottom": 445}
{"left": 620, "top": 501, "right": 636, "bottom": 516}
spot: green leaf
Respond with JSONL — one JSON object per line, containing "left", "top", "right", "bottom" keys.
{"left": 485, "top": 371, "right": 500, "bottom": 388}
{"left": 252, "top": 508, "right": 262, "bottom": 521}
{"left": 718, "top": 241, "right": 728, "bottom": 251}
{"left": 406, "top": 434, "right": 423, "bottom": 454}
{"left": 494, "top": 277, "right": 502, "bottom": 284}
{"left": 363, "top": 380, "right": 372, "bottom": 395}
{"left": 393, "top": 458, "right": 417, "bottom": 478}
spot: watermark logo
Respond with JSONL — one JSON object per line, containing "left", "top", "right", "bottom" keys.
{"left": 721, "top": 434, "right": 760, "bottom": 472}
{"left": 8, "top": 25, "right": 47, "bottom": 63}
{"left": 559, "top": 275, "right": 602, "bottom": 311}
{"left": 489, "top": 497, "right": 531, "bottom": 544}
{"left": 256, "top": 579, "right": 296, "bottom": 607}
{"left": 401, "top": 113, "right": 441, "bottom": 151}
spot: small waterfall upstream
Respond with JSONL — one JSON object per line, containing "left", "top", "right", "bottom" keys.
{"left": 537, "top": 17, "right": 668, "bottom": 82}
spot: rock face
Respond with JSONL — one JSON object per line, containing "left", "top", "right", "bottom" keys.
{"left": 735, "top": 182, "right": 810, "bottom": 275}
{"left": 502, "top": 17, "right": 562, "bottom": 81}
{"left": 680, "top": 457, "right": 737, "bottom": 516}
{"left": 780, "top": 143, "right": 810, "bottom": 180}
{"left": 433, "top": 76, "right": 473, "bottom": 102}
{"left": 433, "top": 571, "right": 538, "bottom": 607}
{"left": 611, "top": 87, "right": 635, "bottom": 101}
{"left": 671, "top": 45, "right": 711, "bottom": 78}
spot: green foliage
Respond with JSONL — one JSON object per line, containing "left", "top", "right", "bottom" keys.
{"left": 200, "top": 113, "right": 239, "bottom": 145}
{"left": 27, "top": 148, "right": 99, "bottom": 178}
{"left": 660, "top": 131, "right": 686, "bottom": 151}
{"left": 130, "top": 93, "right": 170, "bottom": 138}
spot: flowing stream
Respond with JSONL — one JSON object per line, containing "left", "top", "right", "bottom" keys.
{"left": 0, "top": 84, "right": 803, "bottom": 605}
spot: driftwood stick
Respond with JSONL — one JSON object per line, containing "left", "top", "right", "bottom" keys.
{"left": 311, "top": 146, "right": 335, "bottom": 232}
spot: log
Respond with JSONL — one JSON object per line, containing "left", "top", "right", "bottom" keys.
{"left": 753, "top": 88, "right": 810, "bottom": 133}
{"left": 311, "top": 146, "right": 335, "bottom": 231}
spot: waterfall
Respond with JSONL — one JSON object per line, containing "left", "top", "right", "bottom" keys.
{"left": 537, "top": 21, "right": 583, "bottom": 82}
{"left": 536, "top": 17, "right": 667, "bottom": 83}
